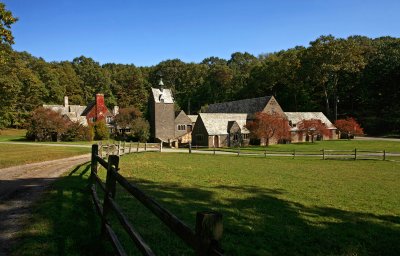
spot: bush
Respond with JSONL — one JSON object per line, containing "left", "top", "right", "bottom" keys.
{"left": 26, "top": 107, "right": 69, "bottom": 142}
{"left": 131, "top": 118, "right": 150, "bottom": 142}
{"left": 62, "top": 122, "right": 92, "bottom": 141}
{"left": 93, "top": 120, "right": 109, "bottom": 140}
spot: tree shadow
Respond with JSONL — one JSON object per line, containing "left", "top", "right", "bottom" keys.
{"left": 118, "top": 177, "right": 400, "bottom": 256}
{"left": 4, "top": 165, "right": 111, "bottom": 256}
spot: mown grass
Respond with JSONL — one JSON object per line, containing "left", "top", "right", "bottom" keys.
{"left": 0, "top": 144, "right": 89, "bottom": 168}
{"left": 11, "top": 163, "right": 113, "bottom": 256}
{"left": 0, "top": 129, "right": 27, "bottom": 142}
{"left": 13, "top": 152, "right": 400, "bottom": 255}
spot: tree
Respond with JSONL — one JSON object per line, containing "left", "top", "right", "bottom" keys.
{"left": 26, "top": 107, "right": 69, "bottom": 141}
{"left": 334, "top": 117, "right": 364, "bottom": 139}
{"left": 303, "top": 35, "right": 367, "bottom": 120}
{"left": 246, "top": 112, "right": 290, "bottom": 146}
{"left": 114, "top": 107, "right": 142, "bottom": 133}
{"left": 93, "top": 120, "right": 109, "bottom": 140}
{"left": 0, "top": 2, "right": 18, "bottom": 45}
{"left": 131, "top": 118, "right": 150, "bottom": 142}
{"left": 297, "top": 119, "right": 330, "bottom": 143}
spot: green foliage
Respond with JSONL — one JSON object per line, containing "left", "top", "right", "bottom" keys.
{"left": 0, "top": 2, "right": 18, "bottom": 45}
{"left": 93, "top": 120, "right": 109, "bottom": 140}
{"left": 131, "top": 117, "right": 150, "bottom": 142}
{"left": 0, "top": 29, "right": 399, "bottom": 135}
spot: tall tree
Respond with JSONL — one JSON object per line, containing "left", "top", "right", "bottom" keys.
{"left": 303, "top": 35, "right": 367, "bottom": 120}
{"left": 0, "top": 2, "right": 18, "bottom": 45}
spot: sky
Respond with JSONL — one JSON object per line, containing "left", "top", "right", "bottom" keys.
{"left": 3, "top": 0, "right": 400, "bottom": 66}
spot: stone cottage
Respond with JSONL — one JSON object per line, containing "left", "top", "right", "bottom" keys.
{"left": 43, "top": 94, "right": 118, "bottom": 131}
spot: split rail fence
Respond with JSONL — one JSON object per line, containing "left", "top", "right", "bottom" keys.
{"left": 90, "top": 143, "right": 224, "bottom": 256}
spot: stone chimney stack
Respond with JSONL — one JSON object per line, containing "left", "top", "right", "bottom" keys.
{"left": 113, "top": 106, "right": 119, "bottom": 116}
{"left": 64, "top": 96, "right": 69, "bottom": 110}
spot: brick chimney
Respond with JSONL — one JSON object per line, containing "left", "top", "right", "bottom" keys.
{"left": 95, "top": 94, "right": 105, "bottom": 119}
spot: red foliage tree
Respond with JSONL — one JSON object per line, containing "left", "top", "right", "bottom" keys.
{"left": 334, "top": 117, "right": 364, "bottom": 139}
{"left": 26, "top": 107, "right": 70, "bottom": 141}
{"left": 246, "top": 112, "right": 290, "bottom": 146}
{"left": 297, "top": 119, "right": 331, "bottom": 143}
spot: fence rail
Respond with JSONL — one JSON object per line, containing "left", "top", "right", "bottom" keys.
{"left": 90, "top": 143, "right": 224, "bottom": 256}
{"left": 190, "top": 146, "right": 400, "bottom": 161}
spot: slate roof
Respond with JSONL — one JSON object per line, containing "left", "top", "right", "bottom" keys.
{"left": 206, "top": 96, "right": 272, "bottom": 114}
{"left": 198, "top": 113, "right": 250, "bottom": 135}
{"left": 187, "top": 115, "right": 198, "bottom": 123}
{"left": 151, "top": 88, "right": 174, "bottom": 104}
{"left": 284, "top": 112, "right": 336, "bottom": 130}
{"left": 43, "top": 104, "right": 89, "bottom": 126}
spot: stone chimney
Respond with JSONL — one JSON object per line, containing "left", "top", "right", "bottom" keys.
{"left": 113, "top": 106, "right": 119, "bottom": 116}
{"left": 64, "top": 96, "right": 69, "bottom": 110}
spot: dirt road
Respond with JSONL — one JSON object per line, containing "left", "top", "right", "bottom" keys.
{"left": 0, "top": 154, "right": 90, "bottom": 256}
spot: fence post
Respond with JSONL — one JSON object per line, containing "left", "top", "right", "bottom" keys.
{"left": 101, "top": 155, "right": 120, "bottom": 237}
{"left": 189, "top": 142, "right": 192, "bottom": 154}
{"left": 91, "top": 144, "right": 99, "bottom": 180}
{"left": 383, "top": 150, "right": 386, "bottom": 161}
{"left": 98, "top": 141, "right": 103, "bottom": 158}
{"left": 354, "top": 148, "right": 357, "bottom": 160}
{"left": 106, "top": 142, "right": 110, "bottom": 158}
{"left": 264, "top": 149, "right": 267, "bottom": 158}
{"left": 322, "top": 149, "right": 325, "bottom": 160}
{"left": 145, "top": 142, "right": 147, "bottom": 151}
{"left": 293, "top": 149, "right": 296, "bottom": 159}
{"left": 195, "top": 211, "right": 223, "bottom": 256}
{"left": 160, "top": 142, "right": 163, "bottom": 152}
{"left": 117, "top": 141, "right": 121, "bottom": 156}
{"left": 137, "top": 142, "right": 139, "bottom": 152}
{"left": 129, "top": 142, "right": 132, "bottom": 154}
{"left": 237, "top": 147, "right": 240, "bottom": 157}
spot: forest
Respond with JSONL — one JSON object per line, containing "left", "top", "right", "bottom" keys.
{"left": 0, "top": 5, "right": 399, "bottom": 135}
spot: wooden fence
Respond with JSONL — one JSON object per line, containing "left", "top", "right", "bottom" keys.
{"left": 90, "top": 144, "right": 224, "bottom": 256}
{"left": 190, "top": 146, "right": 400, "bottom": 161}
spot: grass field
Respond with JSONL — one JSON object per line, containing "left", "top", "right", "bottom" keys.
{"left": 0, "top": 144, "right": 89, "bottom": 168}
{"left": 13, "top": 152, "right": 400, "bottom": 255}
{"left": 0, "top": 129, "right": 27, "bottom": 142}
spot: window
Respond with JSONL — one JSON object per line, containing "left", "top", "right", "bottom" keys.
{"left": 233, "top": 133, "right": 239, "bottom": 141}
{"left": 177, "top": 124, "right": 186, "bottom": 131}
{"left": 89, "top": 117, "right": 96, "bottom": 123}
{"left": 187, "top": 125, "right": 192, "bottom": 132}
{"left": 242, "top": 134, "right": 249, "bottom": 139}
{"left": 106, "top": 116, "right": 112, "bottom": 123}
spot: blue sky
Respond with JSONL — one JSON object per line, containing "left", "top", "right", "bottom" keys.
{"left": 3, "top": 0, "right": 400, "bottom": 66}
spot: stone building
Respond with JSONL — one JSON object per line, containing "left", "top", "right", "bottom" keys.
{"left": 192, "top": 113, "right": 250, "bottom": 147}
{"left": 191, "top": 95, "right": 337, "bottom": 147}
{"left": 43, "top": 94, "right": 118, "bottom": 130}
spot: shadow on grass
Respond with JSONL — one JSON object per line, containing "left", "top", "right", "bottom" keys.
{"left": 116, "top": 178, "right": 400, "bottom": 256}
{"left": 8, "top": 164, "right": 111, "bottom": 256}
{"left": 6, "top": 165, "right": 400, "bottom": 255}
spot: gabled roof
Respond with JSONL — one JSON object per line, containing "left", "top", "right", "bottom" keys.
{"left": 284, "top": 112, "right": 336, "bottom": 130}
{"left": 151, "top": 88, "right": 174, "bottom": 104}
{"left": 175, "top": 110, "right": 192, "bottom": 124}
{"left": 187, "top": 115, "right": 198, "bottom": 123}
{"left": 81, "top": 102, "right": 95, "bottom": 116}
{"left": 198, "top": 113, "right": 250, "bottom": 135}
{"left": 206, "top": 96, "right": 272, "bottom": 114}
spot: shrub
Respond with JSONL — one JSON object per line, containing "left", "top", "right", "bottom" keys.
{"left": 93, "top": 120, "right": 109, "bottom": 140}
{"left": 26, "top": 107, "right": 69, "bottom": 141}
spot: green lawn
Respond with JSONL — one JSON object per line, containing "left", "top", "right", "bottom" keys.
{"left": 13, "top": 152, "right": 400, "bottom": 255}
{"left": 0, "top": 128, "right": 27, "bottom": 142}
{"left": 0, "top": 144, "right": 89, "bottom": 168}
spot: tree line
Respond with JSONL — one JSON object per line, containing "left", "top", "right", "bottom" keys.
{"left": 0, "top": 4, "right": 399, "bottom": 136}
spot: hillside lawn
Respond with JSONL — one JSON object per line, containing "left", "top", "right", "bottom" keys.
{"left": 12, "top": 152, "right": 400, "bottom": 256}
{"left": 0, "top": 144, "right": 89, "bottom": 168}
